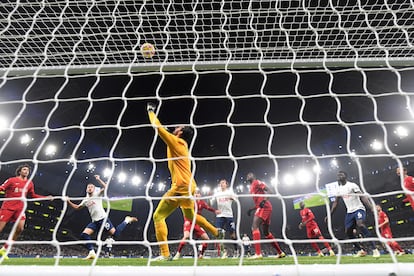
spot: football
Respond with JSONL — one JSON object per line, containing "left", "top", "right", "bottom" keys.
{"left": 140, "top": 42, "right": 155, "bottom": 58}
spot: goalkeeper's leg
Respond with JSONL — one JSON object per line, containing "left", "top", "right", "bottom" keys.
{"left": 153, "top": 199, "right": 177, "bottom": 258}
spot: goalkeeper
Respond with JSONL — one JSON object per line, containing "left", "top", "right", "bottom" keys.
{"left": 146, "top": 102, "right": 224, "bottom": 261}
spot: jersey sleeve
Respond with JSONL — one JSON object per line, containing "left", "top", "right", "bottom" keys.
{"left": 149, "top": 111, "right": 189, "bottom": 160}
{"left": 201, "top": 200, "right": 216, "bottom": 212}
{"left": 404, "top": 176, "right": 414, "bottom": 191}
{"left": 351, "top": 182, "right": 362, "bottom": 193}
{"left": 79, "top": 198, "right": 87, "bottom": 207}
{"left": 0, "top": 178, "right": 11, "bottom": 192}
{"left": 307, "top": 208, "right": 315, "bottom": 221}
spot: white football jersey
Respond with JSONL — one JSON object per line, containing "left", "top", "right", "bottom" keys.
{"left": 105, "top": 237, "right": 115, "bottom": 248}
{"left": 336, "top": 181, "right": 365, "bottom": 213}
{"left": 80, "top": 187, "right": 106, "bottom": 222}
{"left": 215, "top": 189, "right": 236, "bottom": 218}
{"left": 242, "top": 236, "right": 251, "bottom": 246}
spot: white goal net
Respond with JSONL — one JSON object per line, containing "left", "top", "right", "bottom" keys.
{"left": 1, "top": 0, "right": 414, "bottom": 275}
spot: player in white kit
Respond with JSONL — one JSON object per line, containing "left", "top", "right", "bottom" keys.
{"left": 326, "top": 171, "right": 380, "bottom": 258}
{"left": 66, "top": 175, "right": 137, "bottom": 259}
{"left": 213, "top": 179, "right": 238, "bottom": 258}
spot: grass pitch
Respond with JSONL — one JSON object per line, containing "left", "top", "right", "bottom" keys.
{"left": 1, "top": 254, "right": 412, "bottom": 266}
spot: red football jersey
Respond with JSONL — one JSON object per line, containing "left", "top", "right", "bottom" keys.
{"left": 403, "top": 176, "right": 414, "bottom": 210}
{"left": 0, "top": 177, "right": 45, "bottom": 210}
{"left": 196, "top": 199, "right": 215, "bottom": 215}
{"left": 249, "top": 179, "right": 267, "bottom": 207}
{"left": 404, "top": 176, "right": 414, "bottom": 191}
{"left": 378, "top": 210, "right": 393, "bottom": 238}
{"left": 300, "top": 207, "right": 318, "bottom": 230}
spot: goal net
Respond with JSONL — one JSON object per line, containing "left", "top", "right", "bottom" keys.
{"left": 1, "top": 0, "right": 414, "bottom": 275}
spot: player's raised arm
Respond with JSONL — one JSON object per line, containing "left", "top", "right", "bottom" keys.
{"left": 147, "top": 102, "right": 184, "bottom": 151}
{"left": 94, "top": 174, "right": 108, "bottom": 193}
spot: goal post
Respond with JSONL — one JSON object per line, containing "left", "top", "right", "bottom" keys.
{"left": 1, "top": 0, "right": 414, "bottom": 275}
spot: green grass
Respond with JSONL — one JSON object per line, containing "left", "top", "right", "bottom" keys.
{"left": 293, "top": 191, "right": 328, "bottom": 210}
{"left": 1, "top": 254, "right": 412, "bottom": 266}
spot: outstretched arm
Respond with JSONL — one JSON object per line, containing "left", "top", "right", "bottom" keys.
{"left": 247, "top": 207, "right": 256, "bottom": 216}
{"left": 27, "top": 182, "right": 53, "bottom": 201}
{"left": 147, "top": 103, "right": 183, "bottom": 151}
{"left": 94, "top": 175, "right": 108, "bottom": 192}
{"left": 66, "top": 197, "right": 83, "bottom": 210}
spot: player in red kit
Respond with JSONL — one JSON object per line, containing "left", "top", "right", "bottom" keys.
{"left": 0, "top": 164, "right": 52, "bottom": 259}
{"left": 396, "top": 167, "right": 414, "bottom": 211}
{"left": 246, "top": 172, "right": 285, "bottom": 259}
{"left": 376, "top": 204, "right": 405, "bottom": 256}
{"left": 298, "top": 201, "right": 335, "bottom": 257}
{"left": 173, "top": 190, "right": 218, "bottom": 260}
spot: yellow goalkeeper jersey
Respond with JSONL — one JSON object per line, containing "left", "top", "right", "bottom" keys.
{"left": 148, "top": 111, "right": 196, "bottom": 195}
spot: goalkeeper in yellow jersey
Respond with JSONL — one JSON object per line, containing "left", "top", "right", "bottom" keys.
{"left": 146, "top": 103, "right": 224, "bottom": 261}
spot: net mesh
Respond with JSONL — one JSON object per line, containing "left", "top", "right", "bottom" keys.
{"left": 1, "top": 0, "right": 414, "bottom": 75}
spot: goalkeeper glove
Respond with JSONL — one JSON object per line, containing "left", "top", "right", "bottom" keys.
{"left": 259, "top": 200, "right": 266, "bottom": 208}
{"left": 147, "top": 102, "right": 156, "bottom": 112}
{"left": 247, "top": 208, "right": 256, "bottom": 216}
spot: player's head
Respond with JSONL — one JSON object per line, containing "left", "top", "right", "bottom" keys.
{"left": 86, "top": 183, "right": 96, "bottom": 195}
{"left": 173, "top": 125, "right": 194, "bottom": 145}
{"left": 246, "top": 172, "right": 256, "bottom": 183}
{"left": 195, "top": 189, "right": 201, "bottom": 197}
{"left": 337, "top": 171, "right": 347, "bottom": 184}
{"left": 396, "top": 167, "right": 407, "bottom": 176}
{"left": 219, "top": 179, "right": 228, "bottom": 190}
{"left": 16, "top": 163, "right": 31, "bottom": 177}
{"left": 376, "top": 204, "right": 382, "bottom": 212}
{"left": 299, "top": 201, "right": 305, "bottom": 209}
{"left": 181, "top": 126, "right": 194, "bottom": 145}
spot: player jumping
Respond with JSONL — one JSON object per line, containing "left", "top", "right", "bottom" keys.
{"left": 66, "top": 174, "right": 138, "bottom": 260}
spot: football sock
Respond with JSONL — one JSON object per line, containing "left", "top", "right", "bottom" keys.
{"left": 265, "top": 233, "right": 282, "bottom": 254}
{"left": 80, "top": 232, "right": 94, "bottom": 251}
{"left": 360, "top": 226, "right": 377, "bottom": 249}
{"left": 113, "top": 221, "right": 128, "bottom": 238}
{"left": 154, "top": 220, "right": 169, "bottom": 257}
{"left": 252, "top": 229, "right": 261, "bottom": 255}
{"left": 177, "top": 241, "right": 186, "bottom": 253}
{"left": 319, "top": 236, "right": 332, "bottom": 250}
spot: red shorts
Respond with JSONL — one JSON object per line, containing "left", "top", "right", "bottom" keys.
{"left": 183, "top": 220, "right": 206, "bottom": 238}
{"left": 255, "top": 206, "right": 272, "bottom": 225}
{"left": 0, "top": 208, "right": 26, "bottom": 222}
{"left": 307, "top": 226, "right": 322, "bottom": 238}
{"left": 381, "top": 230, "right": 393, "bottom": 239}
